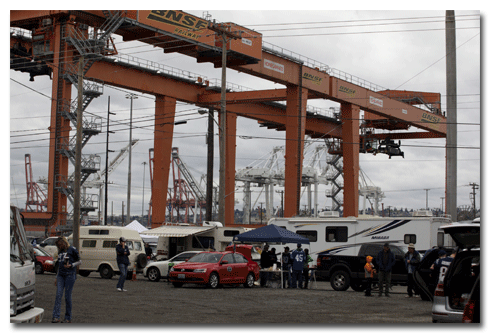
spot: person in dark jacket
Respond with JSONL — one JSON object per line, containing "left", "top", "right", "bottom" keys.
{"left": 260, "top": 245, "right": 271, "bottom": 287}
{"left": 291, "top": 243, "right": 306, "bottom": 289}
{"left": 376, "top": 243, "right": 395, "bottom": 297}
{"left": 116, "top": 237, "right": 131, "bottom": 292}
{"left": 281, "top": 246, "right": 292, "bottom": 288}
{"left": 52, "top": 236, "right": 81, "bottom": 323}
{"left": 404, "top": 243, "right": 421, "bottom": 298}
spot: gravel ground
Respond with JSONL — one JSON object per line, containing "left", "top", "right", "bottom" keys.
{"left": 34, "top": 271, "right": 433, "bottom": 324}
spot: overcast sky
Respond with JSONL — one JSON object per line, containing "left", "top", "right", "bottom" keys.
{"left": 8, "top": 8, "right": 481, "bottom": 220}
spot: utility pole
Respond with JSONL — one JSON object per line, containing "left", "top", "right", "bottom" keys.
{"left": 104, "top": 97, "right": 115, "bottom": 226}
{"left": 125, "top": 93, "right": 137, "bottom": 225}
{"left": 440, "top": 197, "right": 445, "bottom": 214}
{"left": 446, "top": 10, "right": 458, "bottom": 222}
{"left": 276, "top": 190, "right": 284, "bottom": 217}
{"left": 469, "top": 182, "right": 479, "bottom": 219}
{"left": 424, "top": 189, "right": 430, "bottom": 210}
{"left": 207, "top": 21, "right": 242, "bottom": 225}
{"left": 205, "top": 109, "right": 214, "bottom": 222}
{"left": 142, "top": 161, "right": 147, "bottom": 223}
{"left": 73, "top": 56, "right": 84, "bottom": 253}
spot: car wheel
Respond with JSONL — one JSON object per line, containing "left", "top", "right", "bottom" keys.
{"left": 78, "top": 270, "right": 90, "bottom": 277}
{"left": 330, "top": 270, "right": 350, "bottom": 291}
{"left": 99, "top": 264, "right": 114, "bottom": 279}
{"left": 147, "top": 267, "right": 161, "bottom": 282}
{"left": 172, "top": 282, "right": 183, "bottom": 288}
{"left": 208, "top": 272, "right": 219, "bottom": 289}
{"left": 35, "top": 262, "right": 43, "bottom": 274}
{"left": 244, "top": 273, "right": 255, "bottom": 288}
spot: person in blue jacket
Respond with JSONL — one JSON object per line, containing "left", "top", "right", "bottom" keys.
{"left": 52, "top": 236, "right": 81, "bottom": 323}
{"left": 404, "top": 243, "right": 421, "bottom": 298}
{"left": 291, "top": 243, "right": 306, "bottom": 289}
{"left": 116, "top": 237, "right": 131, "bottom": 292}
{"left": 376, "top": 243, "right": 395, "bottom": 297}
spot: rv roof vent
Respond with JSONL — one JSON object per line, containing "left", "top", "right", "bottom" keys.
{"left": 412, "top": 209, "right": 433, "bottom": 217}
{"left": 203, "top": 221, "right": 224, "bottom": 227}
{"left": 318, "top": 211, "right": 340, "bottom": 218}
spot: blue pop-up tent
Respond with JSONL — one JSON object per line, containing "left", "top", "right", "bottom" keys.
{"left": 233, "top": 224, "right": 310, "bottom": 245}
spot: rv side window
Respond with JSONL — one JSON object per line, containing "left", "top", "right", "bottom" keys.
{"left": 134, "top": 241, "right": 142, "bottom": 251}
{"left": 88, "top": 229, "right": 109, "bottom": 235}
{"left": 404, "top": 234, "right": 416, "bottom": 244}
{"left": 224, "top": 230, "right": 240, "bottom": 237}
{"left": 126, "top": 241, "right": 134, "bottom": 250}
{"left": 325, "top": 227, "right": 348, "bottom": 242}
{"left": 102, "top": 240, "right": 117, "bottom": 248}
{"left": 82, "top": 240, "right": 97, "bottom": 248}
{"left": 296, "top": 230, "right": 317, "bottom": 242}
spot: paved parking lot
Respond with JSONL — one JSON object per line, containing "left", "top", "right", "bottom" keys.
{"left": 35, "top": 272, "right": 433, "bottom": 324}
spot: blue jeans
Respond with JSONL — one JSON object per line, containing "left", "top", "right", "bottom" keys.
{"left": 291, "top": 269, "right": 303, "bottom": 288}
{"left": 53, "top": 273, "right": 76, "bottom": 320}
{"left": 117, "top": 264, "right": 128, "bottom": 289}
{"left": 378, "top": 270, "right": 392, "bottom": 295}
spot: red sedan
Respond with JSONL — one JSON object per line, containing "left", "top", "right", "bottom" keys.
{"left": 168, "top": 251, "right": 260, "bottom": 288}
{"left": 33, "top": 246, "right": 55, "bottom": 274}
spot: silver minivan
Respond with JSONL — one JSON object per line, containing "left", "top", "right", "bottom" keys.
{"left": 431, "top": 219, "right": 480, "bottom": 323}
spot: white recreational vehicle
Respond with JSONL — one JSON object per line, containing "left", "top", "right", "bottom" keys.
{"left": 268, "top": 213, "right": 451, "bottom": 262}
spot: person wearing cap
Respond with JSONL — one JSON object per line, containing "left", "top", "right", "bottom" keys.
{"left": 364, "top": 256, "right": 376, "bottom": 296}
{"left": 430, "top": 249, "right": 453, "bottom": 285}
{"left": 291, "top": 243, "right": 306, "bottom": 288}
{"left": 52, "top": 236, "right": 81, "bottom": 323}
{"left": 404, "top": 243, "right": 421, "bottom": 298}
{"left": 376, "top": 243, "right": 395, "bottom": 297}
{"left": 116, "top": 237, "right": 131, "bottom": 292}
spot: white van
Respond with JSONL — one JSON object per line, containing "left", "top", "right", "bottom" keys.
{"left": 68, "top": 226, "right": 147, "bottom": 279}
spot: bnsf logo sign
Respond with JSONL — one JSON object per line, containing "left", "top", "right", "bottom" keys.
{"left": 147, "top": 10, "right": 208, "bottom": 31}
{"left": 421, "top": 112, "right": 441, "bottom": 124}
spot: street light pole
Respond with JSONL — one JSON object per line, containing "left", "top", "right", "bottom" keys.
{"left": 125, "top": 93, "right": 138, "bottom": 225}
{"left": 142, "top": 161, "right": 147, "bottom": 224}
{"left": 104, "top": 96, "right": 115, "bottom": 226}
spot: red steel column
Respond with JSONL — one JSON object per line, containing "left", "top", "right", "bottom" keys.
{"left": 224, "top": 112, "right": 237, "bottom": 225}
{"left": 284, "top": 85, "right": 308, "bottom": 217}
{"left": 341, "top": 102, "right": 360, "bottom": 217}
{"left": 152, "top": 95, "right": 177, "bottom": 227}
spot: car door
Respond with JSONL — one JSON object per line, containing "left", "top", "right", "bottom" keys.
{"left": 390, "top": 245, "right": 408, "bottom": 284}
{"left": 232, "top": 253, "right": 250, "bottom": 283}
{"left": 218, "top": 253, "right": 235, "bottom": 283}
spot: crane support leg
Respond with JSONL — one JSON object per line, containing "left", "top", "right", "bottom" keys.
{"left": 284, "top": 86, "right": 308, "bottom": 217}
{"left": 152, "top": 95, "right": 177, "bottom": 227}
{"left": 341, "top": 102, "right": 360, "bottom": 217}
{"left": 224, "top": 111, "right": 237, "bottom": 226}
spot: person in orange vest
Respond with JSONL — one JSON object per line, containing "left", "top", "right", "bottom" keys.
{"left": 364, "top": 256, "right": 376, "bottom": 297}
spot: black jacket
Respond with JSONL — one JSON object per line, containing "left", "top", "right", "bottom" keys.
{"left": 116, "top": 244, "right": 130, "bottom": 266}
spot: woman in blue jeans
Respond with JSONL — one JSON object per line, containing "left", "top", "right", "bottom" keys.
{"left": 116, "top": 237, "right": 130, "bottom": 291}
{"left": 52, "top": 237, "right": 81, "bottom": 323}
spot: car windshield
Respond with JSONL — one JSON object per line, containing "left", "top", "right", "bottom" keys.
{"left": 187, "top": 253, "right": 223, "bottom": 263}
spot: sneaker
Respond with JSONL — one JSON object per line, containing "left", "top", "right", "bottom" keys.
{"left": 52, "top": 318, "right": 61, "bottom": 323}
{"left": 122, "top": 289, "right": 127, "bottom": 292}
{"left": 414, "top": 295, "right": 419, "bottom": 298}
{"left": 406, "top": 295, "right": 413, "bottom": 298}
{"left": 117, "top": 288, "right": 122, "bottom": 291}
{"left": 62, "top": 319, "right": 71, "bottom": 323}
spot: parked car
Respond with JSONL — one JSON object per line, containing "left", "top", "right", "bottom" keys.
{"left": 38, "top": 237, "right": 59, "bottom": 258}
{"left": 430, "top": 219, "right": 480, "bottom": 323}
{"left": 33, "top": 246, "right": 55, "bottom": 274}
{"left": 168, "top": 251, "right": 260, "bottom": 289}
{"left": 143, "top": 251, "right": 201, "bottom": 282}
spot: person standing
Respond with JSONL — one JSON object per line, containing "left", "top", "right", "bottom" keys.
{"left": 281, "top": 246, "right": 292, "bottom": 288}
{"left": 116, "top": 237, "right": 131, "bottom": 292}
{"left": 364, "top": 256, "right": 376, "bottom": 297}
{"left": 404, "top": 243, "right": 421, "bottom": 298}
{"left": 302, "top": 248, "right": 313, "bottom": 289}
{"left": 52, "top": 237, "right": 81, "bottom": 323}
{"left": 291, "top": 243, "right": 306, "bottom": 289}
{"left": 376, "top": 243, "right": 395, "bottom": 297}
{"left": 260, "top": 244, "right": 271, "bottom": 287}
{"left": 431, "top": 249, "right": 453, "bottom": 284}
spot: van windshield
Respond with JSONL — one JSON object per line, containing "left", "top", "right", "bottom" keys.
{"left": 187, "top": 253, "right": 223, "bottom": 263}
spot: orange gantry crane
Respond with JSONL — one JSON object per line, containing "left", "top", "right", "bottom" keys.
{"left": 10, "top": 10, "right": 446, "bottom": 234}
